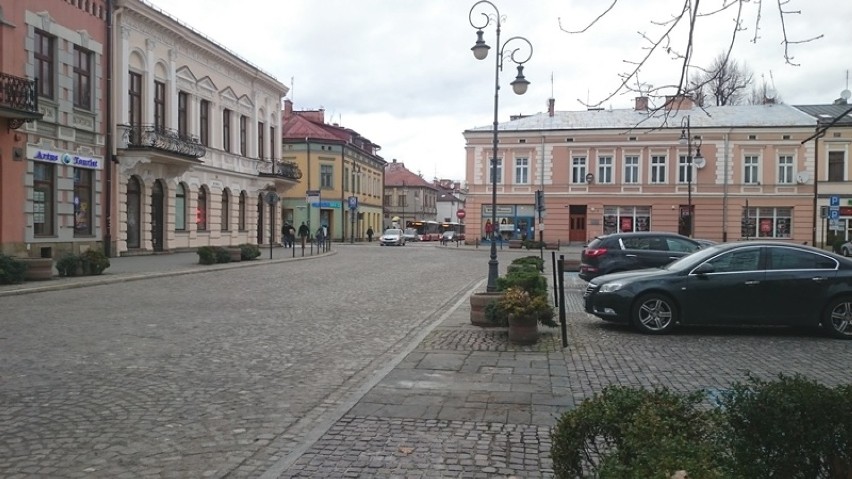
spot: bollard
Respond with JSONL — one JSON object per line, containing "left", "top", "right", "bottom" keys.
{"left": 557, "top": 255, "right": 567, "bottom": 348}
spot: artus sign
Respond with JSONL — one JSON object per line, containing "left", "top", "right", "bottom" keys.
{"left": 27, "top": 146, "right": 102, "bottom": 170}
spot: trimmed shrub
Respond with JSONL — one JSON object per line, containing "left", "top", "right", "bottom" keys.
{"left": 56, "top": 253, "right": 82, "bottom": 277}
{"left": 239, "top": 243, "right": 261, "bottom": 260}
{"left": 496, "top": 268, "right": 547, "bottom": 297}
{"left": 0, "top": 254, "right": 27, "bottom": 284}
{"left": 196, "top": 246, "right": 216, "bottom": 265}
{"left": 214, "top": 246, "right": 231, "bottom": 263}
{"left": 512, "top": 255, "right": 545, "bottom": 271}
{"left": 80, "top": 249, "right": 110, "bottom": 275}
{"left": 523, "top": 239, "right": 546, "bottom": 250}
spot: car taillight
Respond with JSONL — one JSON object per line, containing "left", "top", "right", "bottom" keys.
{"left": 584, "top": 248, "right": 608, "bottom": 257}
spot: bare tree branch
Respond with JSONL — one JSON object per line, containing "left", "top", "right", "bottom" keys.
{"left": 558, "top": 0, "right": 617, "bottom": 34}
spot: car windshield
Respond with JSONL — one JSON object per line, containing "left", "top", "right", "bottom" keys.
{"left": 663, "top": 244, "right": 725, "bottom": 271}
{"left": 384, "top": 229, "right": 402, "bottom": 236}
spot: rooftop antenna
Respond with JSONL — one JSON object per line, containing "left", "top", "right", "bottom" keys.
{"left": 550, "top": 72, "right": 554, "bottom": 98}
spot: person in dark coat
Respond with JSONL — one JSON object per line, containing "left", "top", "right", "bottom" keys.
{"left": 298, "top": 221, "right": 310, "bottom": 248}
{"left": 366, "top": 227, "right": 374, "bottom": 242}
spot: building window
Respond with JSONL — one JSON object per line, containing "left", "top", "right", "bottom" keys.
{"left": 154, "top": 80, "right": 166, "bottom": 129}
{"left": 34, "top": 30, "right": 54, "bottom": 98}
{"left": 514, "top": 157, "right": 529, "bottom": 184}
{"left": 257, "top": 121, "right": 265, "bottom": 159}
{"left": 624, "top": 155, "right": 639, "bottom": 184}
{"left": 491, "top": 158, "right": 503, "bottom": 184}
{"left": 744, "top": 155, "right": 759, "bottom": 184}
{"left": 129, "top": 72, "right": 142, "bottom": 128}
{"left": 238, "top": 191, "right": 247, "bottom": 230}
{"left": 650, "top": 155, "right": 666, "bottom": 184}
{"left": 320, "top": 164, "right": 333, "bottom": 188}
{"left": 197, "top": 186, "right": 208, "bottom": 231}
{"left": 269, "top": 126, "right": 275, "bottom": 159}
{"left": 222, "top": 109, "right": 231, "bottom": 152}
{"left": 602, "top": 206, "right": 651, "bottom": 235}
{"left": 178, "top": 92, "right": 188, "bottom": 136}
{"left": 598, "top": 156, "right": 613, "bottom": 184}
{"left": 743, "top": 207, "right": 791, "bottom": 238}
{"left": 677, "top": 155, "right": 692, "bottom": 184}
{"left": 221, "top": 189, "right": 230, "bottom": 232}
{"left": 571, "top": 156, "right": 587, "bottom": 183}
{"left": 828, "top": 151, "right": 845, "bottom": 182}
{"left": 33, "top": 163, "right": 54, "bottom": 236}
{"left": 73, "top": 46, "right": 92, "bottom": 110}
{"left": 778, "top": 155, "right": 794, "bottom": 184}
{"left": 239, "top": 115, "right": 247, "bottom": 156}
{"left": 384, "top": 194, "right": 392, "bottom": 206}
{"left": 175, "top": 183, "right": 187, "bottom": 230}
{"left": 73, "top": 168, "right": 93, "bottom": 235}
{"left": 200, "top": 100, "right": 210, "bottom": 146}
{"left": 397, "top": 193, "right": 407, "bottom": 207}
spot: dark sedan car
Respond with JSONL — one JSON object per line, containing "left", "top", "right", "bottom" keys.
{"left": 583, "top": 241, "right": 852, "bottom": 339}
{"left": 579, "top": 232, "right": 703, "bottom": 281}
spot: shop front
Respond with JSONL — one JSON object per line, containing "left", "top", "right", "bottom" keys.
{"left": 481, "top": 204, "right": 536, "bottom": 242}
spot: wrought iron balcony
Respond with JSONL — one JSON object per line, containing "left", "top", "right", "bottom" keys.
{"left": 122, "top": 124, "right": 206, "bottom": 159}
{"left": 258, "top": 160, "right": 303, "bottom": 181}
{"left": 0, "top": 72, "right": 41, "bottom": 128}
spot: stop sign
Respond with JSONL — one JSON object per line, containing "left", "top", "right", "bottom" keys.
{"left": 456, "top": 209, "right": 466, "bottom": 219}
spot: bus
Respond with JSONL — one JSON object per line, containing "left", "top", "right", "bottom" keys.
{"left": 406, "top": 220, "right": 441, "bottom": 241}
{"left": 439, "top": 221, "right": 466, "bottom": 241}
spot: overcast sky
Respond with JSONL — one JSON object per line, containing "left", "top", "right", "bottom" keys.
{"left": 146, "top": 0, "right": 852, "bottom": 182}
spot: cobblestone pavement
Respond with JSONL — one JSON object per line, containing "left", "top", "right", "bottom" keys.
{"left": 1, "top": 243, "right": 850, "bottom": 478}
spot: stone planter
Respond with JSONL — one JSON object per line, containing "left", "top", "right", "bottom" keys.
{"left": 508, "top": 314, "right": 539, "bottom": 345}
{"left": 227, "top": 247, "right": 242, "bottom": 262}
{"left": 19, "top": 258, "right": 54, "bottom": 281}
{"left": 469, "top": 291, "right": 504, "bottom": 327}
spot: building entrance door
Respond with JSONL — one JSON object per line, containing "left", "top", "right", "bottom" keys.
{"left": 151, "top": 180, "right": 164, "bottom": 252}
{"left": 126, "top": 177, "right": 141, "bottom": 249}
{"left": 569, "top": 205, "right": 587, "bottom": 243}
{"left": 256, "top": 194, "right": 264, "bottom": 244}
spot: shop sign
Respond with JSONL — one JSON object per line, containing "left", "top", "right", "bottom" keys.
{"left": 310, "top": 201, "right": 341, "bottom": 208}
{"left": 28, "top": 146, "right": 102, "bottom": 170}
{"left": 482, "top": 205, "right": 515, "bottom": 215}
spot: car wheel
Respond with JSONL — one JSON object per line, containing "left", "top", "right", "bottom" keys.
{"left": 823, "top": 297, "right": 852, "bottom": 339}
{"left": 631, "top": 293, "right": 677, "bottom": 334}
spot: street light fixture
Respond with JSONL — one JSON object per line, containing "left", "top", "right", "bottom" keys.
{"left": 679, "top": 116, "right": 703, "bottom": 238}
{"left": 350, "top": 164, "right": 361, "bottom": 244}
{"left": 469, "top": 0, "right": 533, "bottom": 292}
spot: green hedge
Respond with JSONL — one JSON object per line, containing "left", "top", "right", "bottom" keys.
{"left": 0, "top": 254, "right": 27, "bottom": 284}
{"left": 551, "top": 374, "right": 852, "bottom": 478}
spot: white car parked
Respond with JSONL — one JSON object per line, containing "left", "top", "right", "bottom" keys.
{"left": 379, "top": 228, "right": 406, "bottom": 246}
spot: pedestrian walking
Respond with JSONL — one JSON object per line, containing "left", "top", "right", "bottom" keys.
{"left": 298, "top": 221, "right": 309, "bottom": 248}
{"left": 366, "top": 227, "right": 374, "bottom": 242}
{"left": 315, "top": 225, "right": 325, "bottom": 247}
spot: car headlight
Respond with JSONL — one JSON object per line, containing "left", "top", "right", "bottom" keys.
{"left": 599, "top": 282, "right": 624, "bottom": 293}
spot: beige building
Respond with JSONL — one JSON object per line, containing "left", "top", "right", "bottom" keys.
{"left": 110, "top": 0, "right": 295, "bottom": 255}
{"left": 464, "top": 96, "right": 852, "bottom": 248}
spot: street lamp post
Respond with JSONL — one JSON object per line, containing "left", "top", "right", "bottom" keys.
{"left": 469, "top": 0, "right": 533, "bottom": 292}
{"left": 401, "top": 181, "right": 407, "bottom": 230}
{"left": 679, "top": 116, "right": 703, "bottom": 238}
{"left": 350, "top": 164, "right": 360, "bottom": 244}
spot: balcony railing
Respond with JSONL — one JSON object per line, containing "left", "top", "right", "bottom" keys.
{"left": 0, "top": 72, "right": 41, "bottom": 127}
{"left": 122, "top": 124, "right": 206, "bottom": 159}
{"left": 258, "top": 160, "right": 303, "bottom": 181}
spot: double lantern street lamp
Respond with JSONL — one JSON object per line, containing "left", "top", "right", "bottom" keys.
{"left": 469, "top": 0, "right": 533, "bottom": 292}
{"left": 679, "top": 116, "right": 703, "bottom": 238}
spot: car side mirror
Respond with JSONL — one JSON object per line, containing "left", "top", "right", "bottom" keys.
{"left": 693, "top": 263, "right": 715, "bottom": 275}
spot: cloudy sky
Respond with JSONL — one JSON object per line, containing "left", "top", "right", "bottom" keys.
{"left": 146, "top": 0, "right": 851, "bottom": 182}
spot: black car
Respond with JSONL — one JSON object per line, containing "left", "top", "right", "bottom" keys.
{"left": 578, "top": 232, "right": 703, "bottom": 281}
{"left": 583, "top": 241, "right": 852, "bottom": 339}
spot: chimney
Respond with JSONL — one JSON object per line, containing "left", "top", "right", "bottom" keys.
{"left": 664, "top": 95, "right": 695, "bottom": 111}
{"left": 283, "top": 99, "right": 293, "bottom": 119}
{"left": 547, "top": 98, "right": 555, "bottom": 117}
{"left": 635, "top": 96, "right": 648, "bottom": 111}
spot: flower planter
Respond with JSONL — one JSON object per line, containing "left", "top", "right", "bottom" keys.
{"left": 227, "top": 247, "right": 242, "bottom": 262}
{"left": 20, "top": 258, "right": 54, "bottom": 281}
{"left": 469, "top": 291, "right": 504, "bottom": 327}
{"left": 508, "top": 314, "right": 539, "bottom": 345}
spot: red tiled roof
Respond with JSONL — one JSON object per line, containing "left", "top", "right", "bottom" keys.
{"left": 385, "top": 160, "right": 435, "bottom": 189}
{"left": 282, "top": 114, "right": 343, "bottom": 142}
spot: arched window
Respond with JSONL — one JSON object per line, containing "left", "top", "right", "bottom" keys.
{"left": 221, "top": 189, "right": 230, "bottom": 231}
{"left": 238, "top": 191, "right": 247, "bottom": 230}
{"left": 197, "top": 186, "right": 208, "bottom": 231}
{"left": 175, "top": 183, "right": 187, "bottom": 230}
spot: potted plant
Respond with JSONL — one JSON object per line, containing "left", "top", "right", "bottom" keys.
{"left": 56, "top": 253, "right": 82, "bottom": 277}
{"left": 498, "top": 287, "right": 556, "bottom": 345}
{"left": 80, "top": 249, "right": 110, "bottom": 275}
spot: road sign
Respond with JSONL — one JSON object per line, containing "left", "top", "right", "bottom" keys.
{"left": 830, "top": 208, "right": 840, "bottom": 220}
{"left": 264, "top": 191, "right": 279, "bottom": 205}
{"left": 456, "top": 209, "right": 466, "bottom": 219}
{"left": 347, "top": 196, "right": 358, "bottom": 210}
{"left": 830, "top": 195, "right": 840, "bottom": 207}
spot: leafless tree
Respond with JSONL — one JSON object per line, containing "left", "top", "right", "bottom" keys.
{"left": 747, "top": 76, "right": 783, "bottom": 104}
{"left": 558, "top": 0, "right": 822, "bottom": 119}
{"left": 689, "top": 53, "right": 754, "bottom": 106}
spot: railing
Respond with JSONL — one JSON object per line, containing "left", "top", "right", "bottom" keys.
{"left": 258, "top": 160, "right": 303, "bottom": 181}
{"left": 0, "top": 72, "right": 40, "bottom": 123}
{"left": 122, "top": 124, "right": 206, "bottom": 158}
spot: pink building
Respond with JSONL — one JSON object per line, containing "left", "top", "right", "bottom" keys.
{"left": 464, "top": 96, "right": 852, "bottom": 247}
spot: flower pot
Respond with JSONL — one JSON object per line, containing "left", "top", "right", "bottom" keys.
{"left": 469, "top": 291, "right": 504, "bottom": 327}
{"left": 508, "top": 314, "right": 539, "bottom": 345}
{"left": 20, "top": 258, "right": 54, "bottom": 281}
